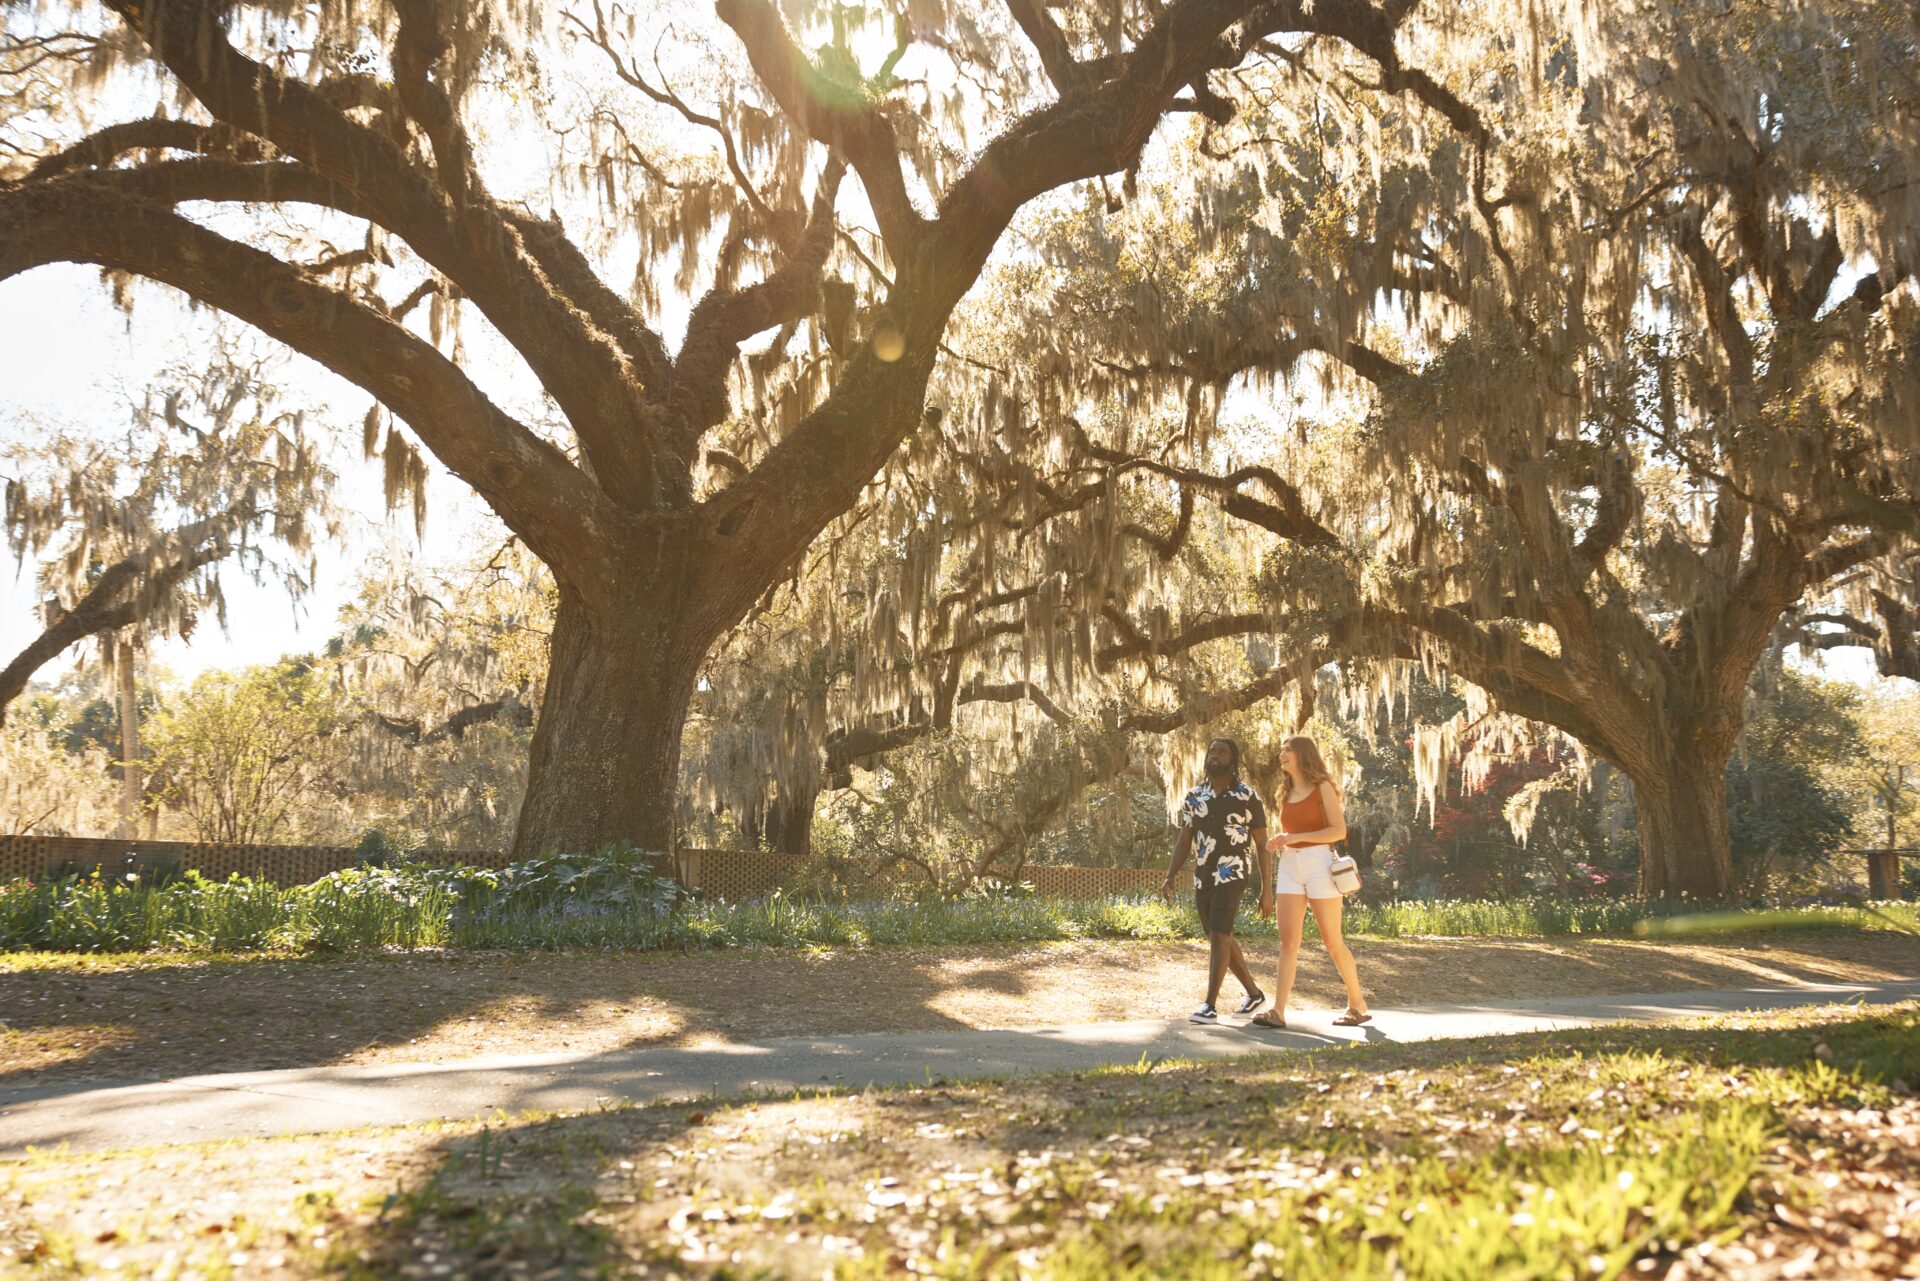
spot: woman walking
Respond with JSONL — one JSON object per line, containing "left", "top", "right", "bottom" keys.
{"left": 1250, "top": 735, "right": 1371, "bottom": 1030}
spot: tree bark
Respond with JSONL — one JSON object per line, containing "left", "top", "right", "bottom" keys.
{"left": 1629, "top": 751, "right": 1736, "bottom": 900}
{"left": 512, "top": 582, "right": 709, "bottom": 857}
{"left": 760, "top": 779, "right": 820, "bottom": 858}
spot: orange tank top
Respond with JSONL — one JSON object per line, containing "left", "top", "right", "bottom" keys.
{"left": 1280, "top": 785, "right": 1328, "bottom": 837}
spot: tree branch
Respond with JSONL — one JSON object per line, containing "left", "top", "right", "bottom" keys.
{"left": 25, "top": 117, "right": 268, "bottom": 181}
{"left": 673, "top": 158, "right": 847, "bottom": 451}
{"left": 1118, "top": 660, "right": 1313, "bottom": 734}
{"left": 366, "top": 696, "right": 533, "bottom": 746}
{"left": 1071, "top": 425, "right": 1340, "bottom": 546}
{"left": 502, "top": 209, "right": 673, "bottom": 393}
{"left": 0, "top": 538, "right": 224, "bottom": 725}
{"left": 714, "top": 0, "right": 922, "bottom": 249}
{"left": 101, "top": 0, "right": 667, "bottom": 510}
{"left": 1574, "top": 446, "right": 1636, "bottom": 576}
{"left": 1003, "top": 0, "right": 1101, "bottom": 92}
{"left": 1, "top": 178, "right": 617, "bottom": 575}
{"left": 1097, "top": 609, "right": 1271, "bottom": 671}
{"left": 568, "top": 2, "right": 779, "bottom": 228}
{"left": 389, "top": 0, "right": 479, "bottom": 205}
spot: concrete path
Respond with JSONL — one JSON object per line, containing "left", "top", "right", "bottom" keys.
{"left": 4, "top": 977, "right": 1915, "bottom": 1156}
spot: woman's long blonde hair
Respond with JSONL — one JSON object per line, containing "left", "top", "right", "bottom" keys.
{"left": 1282, "top": 735, "right": 1340, "bottom": 795}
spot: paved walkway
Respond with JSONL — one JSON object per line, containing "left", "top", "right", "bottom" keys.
{"left": 4, "top": 977, "right": 1916, "bottom": 1156}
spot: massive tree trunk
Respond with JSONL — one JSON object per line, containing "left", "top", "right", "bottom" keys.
{"left": 1628, "top": 749, "right": 1736, "bottom": 900}
{"left": 513, "top": 582, "right": 710, "bottom": 857}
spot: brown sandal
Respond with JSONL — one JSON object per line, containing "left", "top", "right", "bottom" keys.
{"left": 1250, "top": 1011, "right": 1288, "bottom": 1030}
{"left": 1331, "top": 1009, "right": 1372, "bottom": 1026}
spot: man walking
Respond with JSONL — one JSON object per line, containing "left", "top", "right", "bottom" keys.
{"left": 1161, "top": 737, "right": 1274, "bottom": 1023}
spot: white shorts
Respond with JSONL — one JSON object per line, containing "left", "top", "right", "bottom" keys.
{"left": 1274, "top": 844, "right": 1339, "bottom": 899}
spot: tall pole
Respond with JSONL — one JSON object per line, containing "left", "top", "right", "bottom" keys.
{"left": 115, "top": 633, "right": 141, "bottom": 841}
{"left": 1893, "top": 764, "right": 1905, "bottom": 849}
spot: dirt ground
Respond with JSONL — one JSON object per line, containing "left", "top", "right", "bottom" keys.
{"left": 4, "top": 1003, "right": 1916, "bottom": 1280}
{"left": 3, "top": 930, "right": 1915, "bottom": 1088}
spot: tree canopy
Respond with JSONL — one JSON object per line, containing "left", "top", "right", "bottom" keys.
{"left": 4, "top": 0, "right": 1916, "bottom": 895}
{"left": 1, "top": 356, "right": 337, "bottom": 721}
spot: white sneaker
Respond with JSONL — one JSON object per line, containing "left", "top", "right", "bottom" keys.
{"left": 1188, "top": 1003, "right": 1219, "bottom": 1024}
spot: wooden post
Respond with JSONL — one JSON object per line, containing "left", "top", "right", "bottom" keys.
{"left": 1867, "top": 850, "right": 1901, "bottom": 901}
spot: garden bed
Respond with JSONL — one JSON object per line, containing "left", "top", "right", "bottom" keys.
{"left": 4, "top": 860, "right": 1917, "bottom": 955}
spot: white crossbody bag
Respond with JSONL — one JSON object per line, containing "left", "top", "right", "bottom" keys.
{"left": 1328, "top": 852, "right": 1363, "bottom": 896}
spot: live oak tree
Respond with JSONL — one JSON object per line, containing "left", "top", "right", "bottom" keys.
{"left": 5, "top": 0, "right": 1481, "bottom": 855}
{"left": 922, "top": 0, "right": 1920, "bottom": 897}
{"left": 1291, "top": 0, "right": 1918, "bottom": 899}
{"left": 1, "top": 358, "right": 337, "bottom": 722}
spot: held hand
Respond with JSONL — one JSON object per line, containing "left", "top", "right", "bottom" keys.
{"left": 1259, "top": 894, "right": 1275, "bottom": 920}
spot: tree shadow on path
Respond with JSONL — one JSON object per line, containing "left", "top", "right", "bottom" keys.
{"left": 1, "top": 929, "right": 1913, "bottom": 1091}
{"left": 317, "top": 1000, "right": 1920, "bottom": 1280}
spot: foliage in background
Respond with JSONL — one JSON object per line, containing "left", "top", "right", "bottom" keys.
{"left": 5, "top": 851, "right": 1917, "bottom": 956}
{"left": 0, "top": 713, "right": 119, "bottom": 837}
{"left": 143, "top": 659, "right": 352, "bottom": 844}
{"left": 1834, "top": 684, "right": 1920, "bottom": 855}
{"left": 320, "top": 543, "right": 550, "bottom": 850}
{"left": 9, "top": 631, "right": 1910, "bottom": 905}
{"left": 1727, "top": 672, "right": 1870, "bottom": 897}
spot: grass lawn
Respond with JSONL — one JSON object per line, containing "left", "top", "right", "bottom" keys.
{"left": 2, "top": 930, "right": 1916, "bottom": 1086}
{"left": 3, "top": 1001, "right": 1915, "bottom": 1279}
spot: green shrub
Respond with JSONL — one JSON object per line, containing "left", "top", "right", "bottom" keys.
{"left": 2, "top": 863, "right": 1914, "bottom": 956}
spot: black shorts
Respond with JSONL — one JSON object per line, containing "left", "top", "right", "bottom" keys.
{"left": 1194, "top": 880, "right": 1248, "bottom": 934}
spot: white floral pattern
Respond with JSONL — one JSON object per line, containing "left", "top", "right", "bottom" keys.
{"left": 1177, "top": 781, "right": 1267, "bottom": 889}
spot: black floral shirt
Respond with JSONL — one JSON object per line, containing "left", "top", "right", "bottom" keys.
{"left": 1177, "top": 781, "right": 1267, "bottom": 888}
